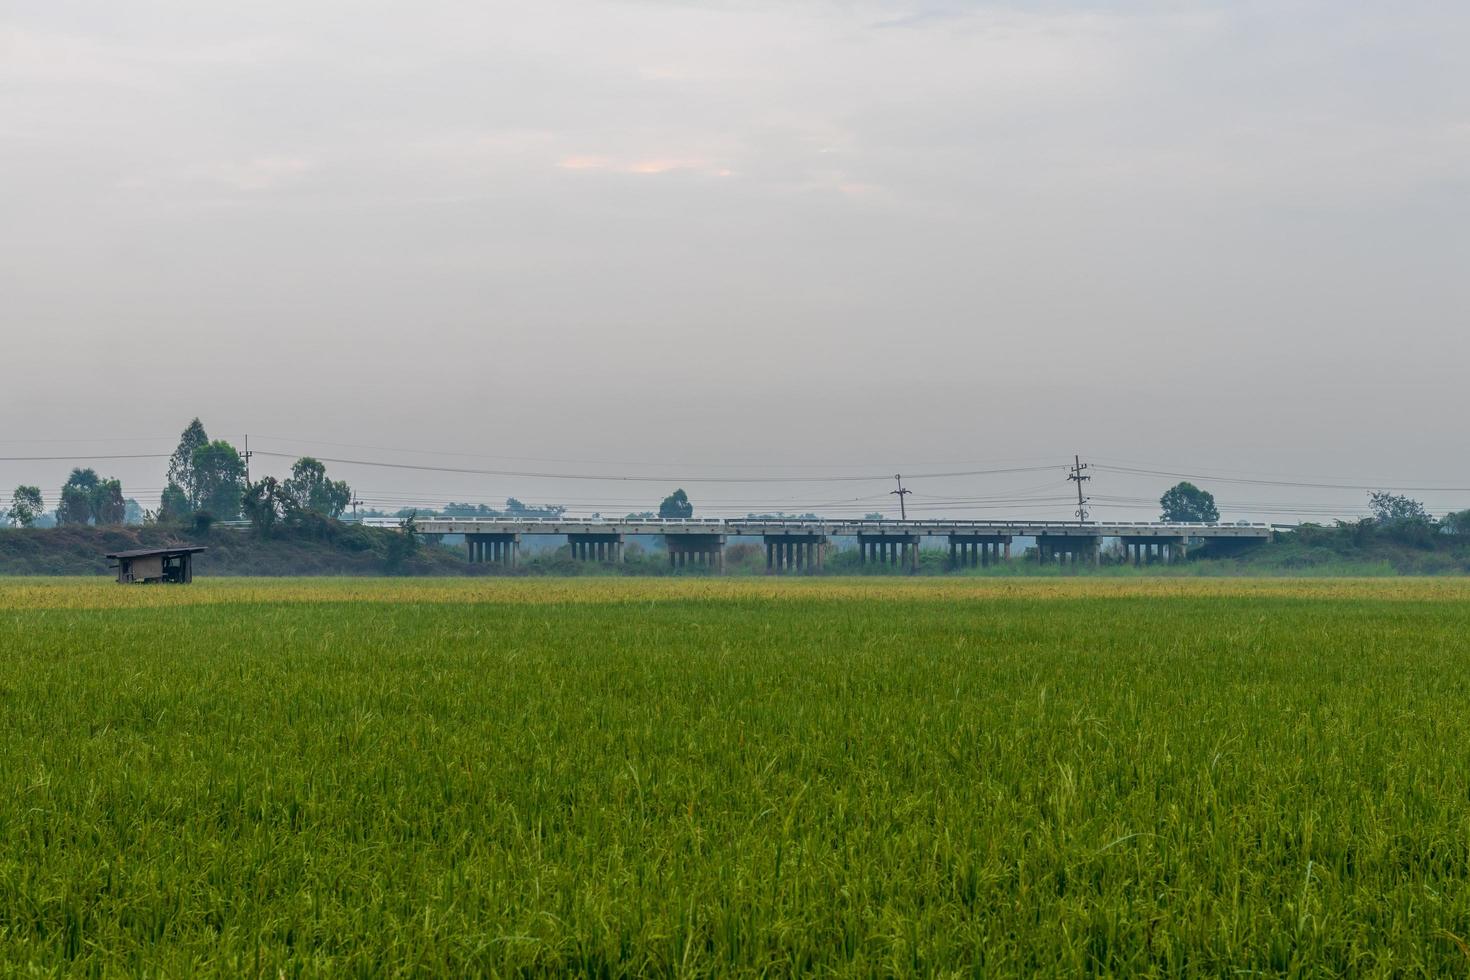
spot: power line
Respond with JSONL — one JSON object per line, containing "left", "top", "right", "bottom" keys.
{"left": 0, "top": 453, "right": 171, "bottom": 462}
{"left": 248, "top": 434, "right": 1067, "bottom": 471}
{"left": 1092, "top": 464, "right": 1470, "bottom": 494}
{"left": 248, "top": 450, "right": 1059, "bottom": 485}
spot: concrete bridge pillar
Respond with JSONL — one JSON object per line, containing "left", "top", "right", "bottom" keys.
{"left": 1037, "top": 535, "right": 1101, "bottom": 567}
{"left": 567, "top": 533, "right": 625, "bottom": 563}
{"left": 1119, "top": 536, "right": 1187, "bottom": 567}
{"left": 857, "top": 534, "right": 919, "bottom": 572}
{"left": 467, "top": 533, "right": 519, "bottom": 568}
{"left": 948, "top": 535, "right": 1012, "bottom": 570}
{"left": 763, "top": 534, "right": 826, "bottom": 574}
{"left": 666, "top": 534, "right": 725, "bottom": 573}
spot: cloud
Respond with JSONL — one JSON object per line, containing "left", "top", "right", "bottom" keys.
{"left": 557, "top": 154, "right": 731, "bottom": 177}
{"left": 557, "top": 155, "right": 612, "bottom": 171}
{"left": 625, "top": 157, "right": 707, "bottom": 175}
{"left": 213, "top": 155, "right": 314, "bottom": 192}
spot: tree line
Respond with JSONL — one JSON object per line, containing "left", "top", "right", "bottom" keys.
{"left": 4, "top": 420, "right": 698, "bottom": 534}
{"left": 16, "top": 434, "right": 1460, "bottom": 535}
{"left": 1156, "top": 480, "right": 1469, "bottom": 538}
{"left": 3, "top": 419, "right": 356, "bottom": 531}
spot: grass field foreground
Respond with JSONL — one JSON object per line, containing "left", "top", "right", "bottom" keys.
{"left": 1, "top": 577, "right": 1468, "bottom": 974}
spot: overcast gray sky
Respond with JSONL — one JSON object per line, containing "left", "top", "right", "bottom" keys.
{"left": 4, "top": 0, "right": 1468, "bottom": 520}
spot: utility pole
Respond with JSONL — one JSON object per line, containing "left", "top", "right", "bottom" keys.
{"left": 350, "top": 496, "right": 364, "bottom": 520}
{"left": 1068, "top": 455, "right": 1090, "bottom": 522}
{"left": 891, "top": 474, "right": 911, "bottom": 521}
{"left": 239, "top": 434, "right": 253, "bottom": 484}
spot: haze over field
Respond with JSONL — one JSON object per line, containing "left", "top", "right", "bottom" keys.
{"left": 4, "top": 1, "right": 1468, "bottom": 520}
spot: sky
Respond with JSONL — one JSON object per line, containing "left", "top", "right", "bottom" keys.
{"left": 3, "top": 0, "right": 1468, "bottom": 521}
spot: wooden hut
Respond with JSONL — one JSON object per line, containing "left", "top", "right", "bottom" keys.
{"left": 106, "top": 546, "right": 206, "bottom": 584}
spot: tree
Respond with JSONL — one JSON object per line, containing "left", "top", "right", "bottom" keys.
{"left": 384, "top": 510, "right": 419, "bottom": 573}
{"left": 191, "top": 440, "right": 246, "bottom": 520}
{"left": 57, "top": 487, "right": 92, "bottom": 525}
{"left": 90, "top": 479, "right": 126, "bottom": 525}
{"left": 1159, "top": 482, "right": 1219, "bottom": 522}
{"left": 658, "top": 489, "right": 693, "bottom": 519}
{"left": 1368, "top": 491, "right": 1431, "bottom": 525}
{"left": 505, "top": 498, "right": 566, "bottom": 519}
{"left": 53, "top": 469, "right": 127, "bottom": 525}
{"left": 7, "top": 486, "right": 43, "bottom": 527}
{"left": 281, "top": 457, "right": 352, "bottom": 518}
{"left": 168, "top": 418, "right": 211, "bottom": 508}
{"left": 56, "top": 469, "right": 100, "bottom": 526}
{"left": 241, "top": 477, "right": 289, "bottom": 537}
{"left": 1442, "top": 509, "right": 1470, "bottom": 535}
{"left": 157, "top": 482, "right": 191, "bottom": 524}
{"left": 64, "top": 467, "right": 100, "bottom": 491}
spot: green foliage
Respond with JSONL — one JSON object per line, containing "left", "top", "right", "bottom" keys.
{"left": 434, "top": 499, "right": 566, "bottom": 519}
{"left": 1159, "top": 481, "right": 1219, "bottom": 522}
{"left": 56, "top": 486, "right": 92, "bottom": 526}
{"left": 157, "top": 482, "right": 191, "bottom": 525}
{"left": 504, "top": 498, "right": 565, "bottom": 518}
{"left": 1442, "top": 509, "right": 1470, "bottom": 535}
{"left": 7, "top": 485, "right": 43, "bottom": 527}
{"left": 2, "top": 579, "right": 1470, "bottom": 972}
{"left": 1367, "top": 492, "right": 1435, "bottom": 546}
{"left": 190, "top": 441, "right": 245, "bottom": 520}
{"left": 64, "top": 467, "right": 100, "bottom": 491}
{"left": 167, "top": 418, "right": 210, "bottom": 508}
{"left": 89, "top": 478, "right": 125, "bottom": 525}
{"left": 56, "top": 469, "right": 123, "bottom": 526}
{"left": 658, "top": 488, "right": 693, "bottom": 519}
{"left": 383, "top": 511, "right": 419, "bottom": 573}
{"left": 282, "top": 457, "right": 352, "bottom": 519}
{"left": 240, "top": 478, "right": 289, "bottom": 537}
{"left": 1367, "top": 491, "right": 1431, "bottom": 525}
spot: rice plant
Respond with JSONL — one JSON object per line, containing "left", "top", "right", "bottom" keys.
{"left": 0, "top": 577, "right": 1467, "bottom": 975}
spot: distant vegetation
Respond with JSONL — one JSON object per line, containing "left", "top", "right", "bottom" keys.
{"left": 1159, "top": 481, "right": 1219, "bottom": 522}
{"left": 3, "top": 418, "right": 368, "bottom": 532}
{"left": 383, "top": 498, "right": 569, "bottom": 521}
{"left": 8, "top": 432, "right": 1470, "bottom": 577}
{"left": 658, "top": 488, "right": 694, "bottom": 519}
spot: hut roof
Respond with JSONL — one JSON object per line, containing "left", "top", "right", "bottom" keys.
{"left": 105, "top": 546, "right": 208, "bottom": 560}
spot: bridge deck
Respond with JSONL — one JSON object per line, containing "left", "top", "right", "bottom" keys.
{"left": 401, "top": 518, "right": 1272, "bottom": 539}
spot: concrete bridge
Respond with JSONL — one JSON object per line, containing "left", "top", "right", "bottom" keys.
{"left": 404, "top": 517, "right": 1273, "bottom": 571}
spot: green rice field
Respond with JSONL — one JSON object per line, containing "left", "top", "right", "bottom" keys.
{"left": 1, "top": 577, "right": 1468, "bottom": 975}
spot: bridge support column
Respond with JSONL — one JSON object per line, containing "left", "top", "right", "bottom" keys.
{"left": 857, "top": 534, "right": 920, "bottom": 572}
{"left": 665, "top": 534, "right": 725, "bottom": 573}
{"left": 1037, "top": 535, "right": 1102, "bottom": 568}
{"left": 948, "top": 535, "right": 1012, "bottom": 572}
{"left": 567, "top": 533, "right": 624, "bottom": 564}
{"left": 1119, "top": 536, "right": 1188, "bottom": 568}
{"left": 467, "top": 533, "right": 518, "bottom": 568}
{"left": 762, "top": 534, "right": 827, "bottom": 574}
